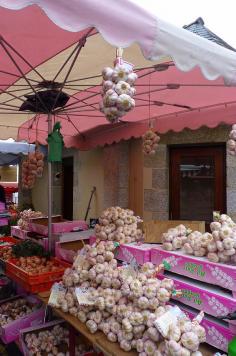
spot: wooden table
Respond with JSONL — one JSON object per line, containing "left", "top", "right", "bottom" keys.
{"left": 38, "top": 292, "right": 218, "bottom": 356}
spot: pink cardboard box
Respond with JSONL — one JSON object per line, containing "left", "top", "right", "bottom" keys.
{"left": 171, "top": 302, "right": 235, "bottom": 352}
{"left": 159, "top": 273, "right": 236, "bottom": 320}
{"left": 89, "top": 235, "right": 96, "bottom": 245}
{"left": 11, "top": 226, "right": 29, "bottom": 240}
{"left": 0, "top": 295, "right": 45, "bottom": 344}
{"left": 116, "top": 243, "right": 157, "bottom": 265}
{"left": 56, "top": 240, "right": 86, "bottom": 263}
{"left": 0, "top": 218, "right": 8, "bottom": 226}
{"left": 151, "top": 246, "right": 236, "bottom": 294}
{"left": 29, "top": 216, "right": 88, "bottom": 236}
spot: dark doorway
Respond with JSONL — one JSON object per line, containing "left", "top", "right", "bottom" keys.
{"left": 169, "top": 145, "right": 226, "bottom": 224}
{"left": 62, "top": 157, "right": 73, "bottom": 220}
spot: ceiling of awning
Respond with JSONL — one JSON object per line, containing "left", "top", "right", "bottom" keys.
{"left": 0, "top": 2, "right": 236, "bottom": 149}
{"left": 18, "top": 63, "right": 236, "bottom": 149}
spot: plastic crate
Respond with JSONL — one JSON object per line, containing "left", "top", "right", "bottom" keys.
{"left": 6, "top": 270, "right": 60, "bottom": 293}
{"left": 0, "top": 237, "right": 19, "bottom": 248}
{"left": 6, "top": 258, "right": 70, "bottom": 285}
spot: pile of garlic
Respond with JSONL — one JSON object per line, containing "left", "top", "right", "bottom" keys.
{"left": 142, "top": 130, "right": 160, "bottom": 156}
{"left": 94, "top": 206, "right": 143, "bottom": 244}
{"left": 159, "top": 311, "right": 206, "bottom": 356}
{"left": 24, "top": 323, "right": 90, "bottom": 356}
{"left": 227, "top": 124, "right": 236, "bottom": 156}
{"left": 162, "top": 213, "right": 236, "bottom": 264}
{"left": 100, "top": 60, "right": 137, "bottom": 123}
{"left": 208, "top": 213, "right": 236, "bottom": 263}
{"left": 17, "top": 209, "right": 43, "bottom": 230}
{"left": 162, "top": 224, "right": 190, "bottom": 251}
{"left": 55, "top": 207, "right": 205, "bottom": 355}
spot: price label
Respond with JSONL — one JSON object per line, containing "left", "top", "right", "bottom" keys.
{"left": 120, "top": 264, "right": 137, "bottom": 279}
{"left": 74, "top": 253, "right": 86, "bottom": 268}
{"left": 154, "top": 306, "right": 185, "bottom": 337}
{"left": 48, "top": 282, "right": 66, "bottom": 307}
{"left": 75, "top": 287, "right": 94, "bottom": 306}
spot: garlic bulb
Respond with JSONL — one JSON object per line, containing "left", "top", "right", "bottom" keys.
{"left": 142, "top": 129, "right": 160, "bottom": 156}
{"left": 227, "top": 124, "right": 236, "bottom": 155}
{"left": 100, "top": 60, "right": 137, "bottom": 123}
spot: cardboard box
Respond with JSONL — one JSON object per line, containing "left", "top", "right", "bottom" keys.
{"left": 143, "top": 220, "right": 205, "bottom": 243}
{"left": 0, "top": 295, "right": 45, "bottom": 344}
{"left": 29, "top": 216, "right": 88, "bottom": 236}
{"left": 151, "top": 246, "right": 236, "bottom": 294}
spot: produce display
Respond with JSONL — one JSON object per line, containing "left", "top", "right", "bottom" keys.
{"left": 142, "top": 129, "right": 160, "bottom": 156}
{"left": 0, "top": 246, "right": 14, "bottom": 261}
{"left": 12, "top": 239, "right": 48, "bottom": 258}
{"left": 17, "top": 209, "right": 43, "bottom": 230}
{"left": 22, "top": 150, "right": 45, "bottom": 190}
{"left": 99, "top": 59, "right": 137, "bottom": 123}
{"left": 94, "top": 206, "right": 143, "bottom": 244}
{"left": 24, "top": 324, "right": 90, "bottom": 356}
{"left": 51, "top": 207, "right": 206, "bottom": 355}
{"left": 0, "top": 240, "right": 49, "bottom": 262}
{"left": 162, "top": 213, "right": 236, "bottom": 264}
{"left": 0, "top": 298, "right": 38, "bottom": 326}
{"left": 14, "top": 256, "right": 60, "bottom": 275}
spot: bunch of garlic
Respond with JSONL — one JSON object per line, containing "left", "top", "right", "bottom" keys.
{"left": 162, "top": 225, "right": 190, "bottom": 251}
{"left": 99, "top": 60, "right": 137, "bottom": 123}
{"left": 208, "top": 213, "right": 236, "bottom": 263}
{"left": 182, "top": 231, "right": 213, "bottom": 258}
{"left": 22, "top": 150, "right": 44, "bottom": 189}
{"left": 94, "top": 206, "right": 143, "bottom": 244}
{"left": 17, "top": 209, "right": 43, "bottom": 230}
{"left": 162, "top": 312, "right": 206, "bottom": 355}
{"left": 24, "top": 324, "right": 69, "bottom": 355}
{"left": 142, "top": 130, "right": 160, "bottom": 155}
{"left": 227, "top": 124, "right": 236, "bottom": 156}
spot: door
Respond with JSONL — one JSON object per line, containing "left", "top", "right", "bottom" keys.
{"left": 62, "top": 157, "right": 73, "bottom": 220}
{"left": 170, "top": 145, "right": 226, "bottom": 224}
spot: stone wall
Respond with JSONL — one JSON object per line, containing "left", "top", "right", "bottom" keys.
{"left": 143, "top": 124, "right": 232, "bottom": 220}
{"left": 103, "top": 141, "right": 129, "bottom": 209}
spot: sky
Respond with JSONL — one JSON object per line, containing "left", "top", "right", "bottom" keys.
{"left": 134, "top": 0, "right": 236, "bottom": 48}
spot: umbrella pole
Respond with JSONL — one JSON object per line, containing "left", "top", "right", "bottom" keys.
{"left": 47, "top": 112, "right": 53, "bottom": 254}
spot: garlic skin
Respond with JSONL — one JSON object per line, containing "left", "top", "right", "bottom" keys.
{"left": 181, "top": 332, "right": 200, "bottom": 352}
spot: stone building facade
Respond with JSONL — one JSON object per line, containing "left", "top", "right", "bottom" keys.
{"left": 31, "top": 124, "right": 235, "bottom": 223}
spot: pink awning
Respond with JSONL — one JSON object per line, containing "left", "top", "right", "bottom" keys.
{"left": 0, "top": 0, "right": 236, "bottom": 147}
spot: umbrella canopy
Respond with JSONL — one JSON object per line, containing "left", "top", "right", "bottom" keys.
{"left": 0, "top": 0, "right": 235, "bottom": 147}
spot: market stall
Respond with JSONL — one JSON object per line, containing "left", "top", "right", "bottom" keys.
{"left": 0, "top": 0, "right": 235, "bottom": 355}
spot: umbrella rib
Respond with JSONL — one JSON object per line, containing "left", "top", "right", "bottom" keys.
{"left": 59, "top": 114, "right": 85, "bottom": 137}
{"left": 135, "top": 97, "right": 192, "bottom": 109}
{"left": 1, "top": 38, "right": 45, "bottom": 82}
{"left": 0, "top": 41, "right": 49, "bottom": 113}
{"left": 54, "top": 91, "right": 99, "bottom": 113}
{"left": 53, "top": 43, "right": 85, "bottom": 82}
{"left": 66, "top": 74, "right": 102, "bottom": 84}
{"left": 60, "top": 99, "right": 100, "bottom": 112}
{"left": 51, "top": 28, "right": 94, "bottom": 112}
{"left": 0, "top": 70, "right": 40, "bottom": 84}
{"left": 57, "top": 113, "right": 104, "bottom": 118}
